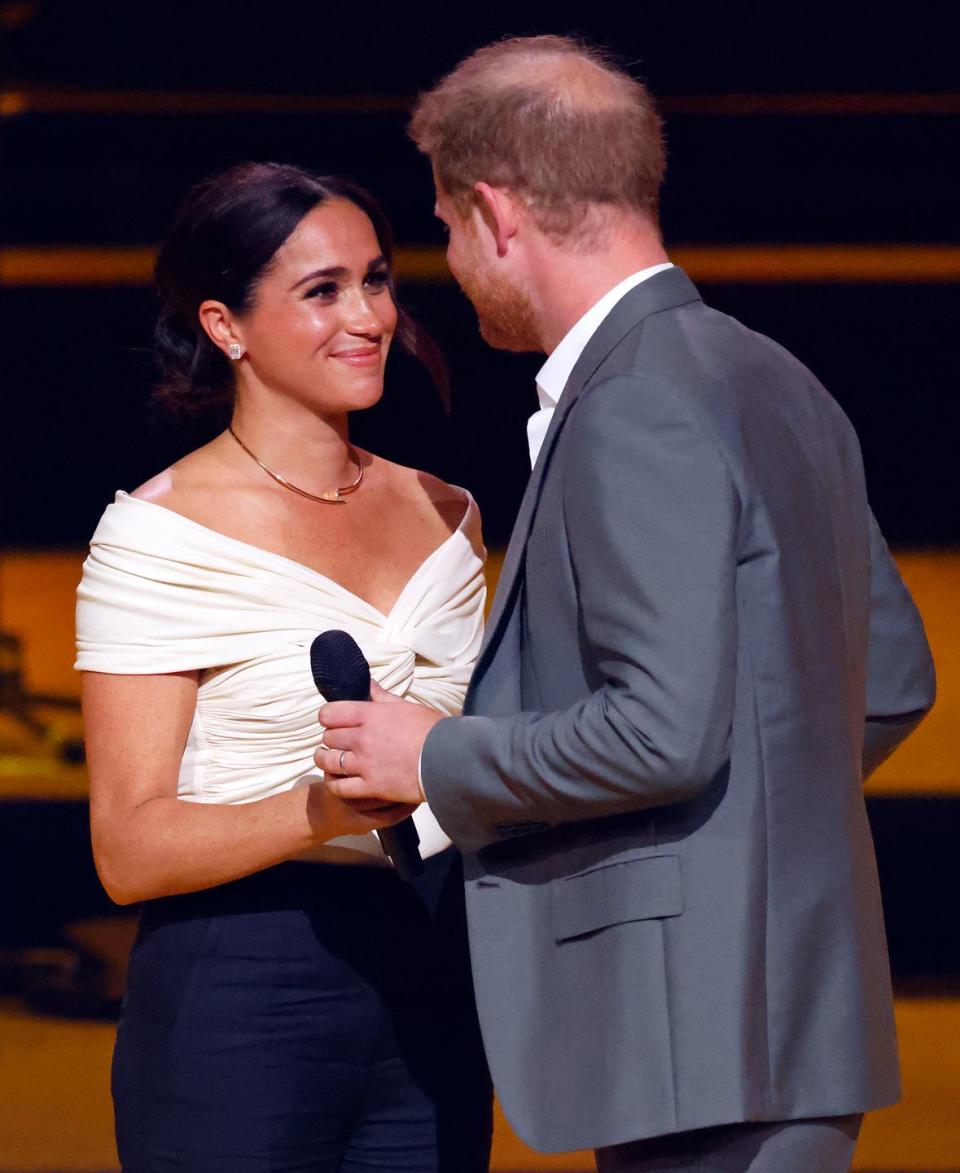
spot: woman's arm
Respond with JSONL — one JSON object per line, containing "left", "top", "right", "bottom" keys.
{"left": 83, "top": 670, "right": 414, "bottom": 905}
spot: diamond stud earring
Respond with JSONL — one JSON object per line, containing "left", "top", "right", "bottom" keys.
{"left": 228, "top": 343, "right": 244, "bottom": 360}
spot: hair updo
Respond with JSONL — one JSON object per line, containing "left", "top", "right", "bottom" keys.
{"left": 153, "top": 161, "right": 446, "bottom": 413}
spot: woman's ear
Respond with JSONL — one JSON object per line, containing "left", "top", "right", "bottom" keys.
{"left": 199, "top": 300, "right": 245, "bottom": 360}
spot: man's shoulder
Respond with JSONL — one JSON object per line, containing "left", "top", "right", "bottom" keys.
{"left": 574, "top": 294, "right": 859, "bottom": 471}
{"left": 629, "top": 296, "right": 809, "bottom": 382}
{"left": 604, "top": 295, "right": 839, "bottom": 419}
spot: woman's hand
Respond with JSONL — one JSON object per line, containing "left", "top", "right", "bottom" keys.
{"left": 304, "top": 785, "right": 418, "bottom": 843}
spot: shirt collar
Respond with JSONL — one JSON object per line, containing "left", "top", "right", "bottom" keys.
{"left": 534, "top": 263, "right": 674, "bottom": 409}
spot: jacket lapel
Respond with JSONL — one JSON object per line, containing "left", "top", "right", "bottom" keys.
{"left": 475, "top": 268, "right": 702, "bottom": 672}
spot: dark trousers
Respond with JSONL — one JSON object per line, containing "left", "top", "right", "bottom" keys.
{"left": 596, "top": 1114, "right": 863, "bottom": 1172}
{"left": 113, "top": 851, "right": 492, "bottom": 1172}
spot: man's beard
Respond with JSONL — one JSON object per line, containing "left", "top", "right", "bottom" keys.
{"left": 456, "top": 263, "right": 541, "bottom": 353}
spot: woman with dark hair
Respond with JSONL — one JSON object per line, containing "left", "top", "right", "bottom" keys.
{"left": 75, "top": 162, "right": 492, "bottom": 1172}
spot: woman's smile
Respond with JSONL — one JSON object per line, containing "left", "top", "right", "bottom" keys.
{"left": 329, "top": 343, "right": 383, "bottom": 367}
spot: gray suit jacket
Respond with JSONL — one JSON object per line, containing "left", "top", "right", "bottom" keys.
{"left": 421, "top": 268, "right": 935, "bottom": 1153}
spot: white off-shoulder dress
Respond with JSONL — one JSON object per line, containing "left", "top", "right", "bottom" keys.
{"left": 76, "top": 489, "right": 486, "bottom": 865}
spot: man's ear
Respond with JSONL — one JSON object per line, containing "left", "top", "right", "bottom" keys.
{"left": 474, "top": 182, "right": 520, "bottom": 258}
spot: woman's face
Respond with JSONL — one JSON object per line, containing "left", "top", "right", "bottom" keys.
{"left": 230, "top": 198, "right": 398, "bottom": 415}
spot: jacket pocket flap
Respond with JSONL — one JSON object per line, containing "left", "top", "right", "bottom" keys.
{"left": 552, "top": 852, "right": 682, "bottom": 942}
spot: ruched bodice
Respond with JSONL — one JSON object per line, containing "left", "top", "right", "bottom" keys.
{"left": 76, "top": 491, "right": 486, "bottom": 863}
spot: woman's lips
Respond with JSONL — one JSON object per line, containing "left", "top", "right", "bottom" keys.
{"left": 330, "top": 346, "right": 381, "bottom": 367}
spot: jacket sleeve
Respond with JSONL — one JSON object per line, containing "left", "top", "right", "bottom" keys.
{"left": 422, "top": 375, "right": 739, "bottom": 854}
{"left": 862, "top": 511, "right": 936, "bottom": 777}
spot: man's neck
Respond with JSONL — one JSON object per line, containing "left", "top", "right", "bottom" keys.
{"left": 529, "top": 220, "right": 670, "bottom": 354}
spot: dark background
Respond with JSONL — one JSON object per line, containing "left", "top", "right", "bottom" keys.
{"left": 1, "top": 0, "right": 958, "bottom": 550}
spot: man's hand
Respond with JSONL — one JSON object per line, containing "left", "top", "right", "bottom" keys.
{"left": 315, "top": 684, "right": 444, "bottom": 806}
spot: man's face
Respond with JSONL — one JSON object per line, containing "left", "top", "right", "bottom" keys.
{"left": 434, "top": 184, "right": 540, "bottom": 353}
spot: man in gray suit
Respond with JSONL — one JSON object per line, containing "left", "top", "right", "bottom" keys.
{"left": 317, "top": 35, "right": 936, "bottom": 1172}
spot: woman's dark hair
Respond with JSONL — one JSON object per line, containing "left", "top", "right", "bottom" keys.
{"left": 153, "top": 161, "right": 447, "bottom": 413}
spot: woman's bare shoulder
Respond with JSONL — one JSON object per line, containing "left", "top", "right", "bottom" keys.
{"left": 130, "top": 467, "right": 177, "bottom": 504}
{"left": 130, "top": 440, "right": 231, "bottom": 512}
{"left": 375, "top": 457, "right": 465, "bottom": 510}
{"left": 373, "top": 457, "right": 483, "bottom": 550}
{"left": 418, "top": 469, "right": 470, "bottom": 511}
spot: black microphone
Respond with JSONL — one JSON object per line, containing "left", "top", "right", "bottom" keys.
{"left": 309, "top": 630, "right": 423, "bottom": 881}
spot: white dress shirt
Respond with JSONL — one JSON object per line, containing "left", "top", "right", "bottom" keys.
{"left": 526, "top": 263, "right": 674, "bottom": 467}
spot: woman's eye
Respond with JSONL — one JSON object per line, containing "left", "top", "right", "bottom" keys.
{"left": 304, "top": 282, "right": 338, "bottom": 300}
{"left": 365, "top": 269, "right": 391, "bottom": 290}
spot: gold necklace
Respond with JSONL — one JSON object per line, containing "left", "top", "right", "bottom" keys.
{"left": 228, "top": 427, "right": 363, "bottom": 504}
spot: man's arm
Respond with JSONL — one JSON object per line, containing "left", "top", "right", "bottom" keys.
{"left": 862, "top": 512, "right": 936, "bottom": 777}
{"left": 423, "top": 375, "right": 739, "bottom": 854}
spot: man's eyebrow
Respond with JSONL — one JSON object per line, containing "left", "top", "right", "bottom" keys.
{"left": 288, "top": 256, "right": 388, "bottom": 292}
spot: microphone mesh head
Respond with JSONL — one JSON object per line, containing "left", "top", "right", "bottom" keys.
{"left": 309, "top": 630, "right": 371, "bottom": 701}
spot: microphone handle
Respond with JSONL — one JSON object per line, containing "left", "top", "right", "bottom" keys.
{"left": 311, "top": 631, "right": 424, "bottom": 880}
{"left": 354, "top": 687, "right": 422, "bottom": 880}
{"left": 376, "top": 819, "right": 423, "bottom": 881}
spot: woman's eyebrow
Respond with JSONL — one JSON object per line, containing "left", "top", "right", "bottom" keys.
{"left": 288, "top": 256, "right": 387, "bottom": 291}
{"left": 289, "top": 265, "right": 349, "bottom": 291}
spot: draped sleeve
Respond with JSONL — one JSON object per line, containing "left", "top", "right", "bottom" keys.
{"left": 76, "top": 501, "right": 286, "bottom": 673}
